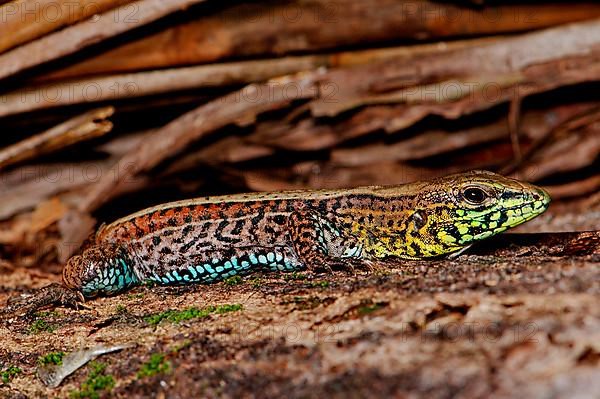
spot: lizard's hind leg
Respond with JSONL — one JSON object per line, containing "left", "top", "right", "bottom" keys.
{"left": 63, "top": 243, "right": 140, "bottom": 298}
{"left": 288, "top": 208, "right": 367, "bottom": 272}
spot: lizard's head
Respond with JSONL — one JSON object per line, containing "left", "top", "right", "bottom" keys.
{"left": 368, "top": 170, "right": 550, "bottom": 259}
{"left": 409, "top": 170, "right": 550, "bottom": 257}
{"left": 63, "top": 243, "right": 139, "bottom": 297}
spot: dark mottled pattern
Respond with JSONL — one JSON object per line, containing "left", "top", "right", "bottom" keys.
{"left": 63, "top": 171, "right": 551, "bottom": 297}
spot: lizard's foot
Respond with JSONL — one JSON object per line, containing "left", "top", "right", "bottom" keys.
{"left": 317, "top": 258, "right": 374, "bottom": 276}
{"left": 3, "top": 283, "right": 86, "bottom": 317}
{"left": 354, "top": 258, "right": 379, "bottom": 274}
{"left": 448, "top": 244, "right": 473, "bottom": 259}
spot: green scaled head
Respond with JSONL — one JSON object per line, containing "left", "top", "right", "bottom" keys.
{"left": 420, "top": 170, "right": 550, "bottom": 255}
{"left": 356, "top": 170, "right": 550, "bottom": 260}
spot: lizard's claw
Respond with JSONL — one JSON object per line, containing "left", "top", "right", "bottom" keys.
{"left": 358, "top": 259, "right": 380, "bottom": 273}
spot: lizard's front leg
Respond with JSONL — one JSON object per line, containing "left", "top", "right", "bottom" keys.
{"left": 287, "top": 207, "right": 368, "bottom": 272}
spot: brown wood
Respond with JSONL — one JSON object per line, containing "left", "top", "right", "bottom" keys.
{"left": 0, "top": 0, "right": 207, "bottom": 81}
{"left": 42, "top": 1, "right": 600, "bottom": 80}
{"left": 0, "top": 106, "right": 114, "bottom": 171}
{"left": 310, "top": 19, "right": 600, "bottom": 116}
{"left": 0, "top": 0, "right": 133, "bottom": 54}
{"left": 0, "top": 38, "right": 494, "bottom": 118}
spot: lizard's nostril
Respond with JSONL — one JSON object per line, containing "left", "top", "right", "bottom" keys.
{"left": 532, "top": 188, "right": 544, "bottom": 201}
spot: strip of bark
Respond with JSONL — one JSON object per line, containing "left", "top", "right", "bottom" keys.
{"left": 0, "top": 0, "right": 133, "bottom": 54}
{"left": 0, "top": 106, "right": 114, "bottom": 171}
{"left": 545, "top": 175, "right": 600, "bottom": 200}
{"left": 329, "top": 103, "right": 598, "bottom": 166}
{"left": 517, "top": 128, "right": 600, "bottom": 181}
{"left": 0, "top": 0, "right": 207, "bottom": 81}
{"left": 310, "top": 19, "right": 600, "bottom": 117}
{"left": 0, "top": 56, "right": 326, "bottom": 117}
{"left": 42, "top": 1, "right": 600, "bottom": 80}
{"left": 6, "top": 38, "right": 498, "bottom": 118}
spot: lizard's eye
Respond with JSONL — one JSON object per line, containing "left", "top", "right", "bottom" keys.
{"left": 462, "top": 186, "right": 488, "bottom": 204}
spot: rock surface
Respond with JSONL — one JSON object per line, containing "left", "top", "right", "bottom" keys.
{"left": 0, "top": 233, "right": 598, "bottom": 398}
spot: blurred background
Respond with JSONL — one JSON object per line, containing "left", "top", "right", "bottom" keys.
{"left": 0, "top": 0, "right": 598, "bottom": 272}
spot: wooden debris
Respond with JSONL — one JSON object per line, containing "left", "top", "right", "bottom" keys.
{"left": 41, "top": 1, "right": 600, "bottom": 79}
{"left": 0, "top": 0, "right": 207, "bottom": 81}
{"left": 0, "top": 106, "right": 114, "bottom": 170}
{"left": 0, "top": 0, "right": 133, "bottom": 54}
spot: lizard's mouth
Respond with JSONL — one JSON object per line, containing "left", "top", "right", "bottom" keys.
{"left": 473, "top": 185, "right": 550, "bottom": 226}
{"left": 503, "top": 187, "right": 551, "bottom": 228}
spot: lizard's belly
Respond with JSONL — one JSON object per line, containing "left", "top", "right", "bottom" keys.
{"left": 133, "top": 244, "right": 303, "bottom": 285}
{"left": 99, "top": 211, "right": 301, "bottom": 284}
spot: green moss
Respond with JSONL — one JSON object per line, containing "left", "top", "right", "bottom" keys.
{"left": 214, "top": 304, "right": 243, "bottom": 314}
{"left": 137, "top": 354, "right": 171, "bottom": 379}
{"left": 69, "top": 362, "right": 115, "bottom": 399}
{"left": 357, "top": 303, "right": 384, "bottom": 315}
{"left": 29, "top": 319, "right": 55, "bottom": 334}
{"left": 310, "top": 280, "right": 330, "bottom": 288}
{"left": 284, "top": 272, "right": 307, "bottom": 281}
{"left": 38, "top": 352, "right": 65, "bottom": 366}
{"left": 170, "top": 340, "right": 192, "bottom": 353}
{"left": 1, "top": 366, "right": 21, "bottom": 384}
{"left": 224, "top": 276, "right": 243, "bottom": 286}
{"left": 29, "top": 311, "right": 60, "bottom": 334}
{"left": 144, "top": 304, "right": 243, "bottom": 326}
{"left": 115, "top": 305, "right": 127, "bottom": 314}
{"left": 250, "top": 277, "right": 263, "bottom": 288}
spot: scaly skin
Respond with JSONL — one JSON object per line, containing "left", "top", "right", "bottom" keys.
{"left": 63, "top": 170, "right": 550, "bottom": 297}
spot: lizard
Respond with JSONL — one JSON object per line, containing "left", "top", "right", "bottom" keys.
{"left": 63, "top": 170, "right": 551, "bottom": 297}
{"left": 60, "top": 170, "right": 550, "bottom": 298}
